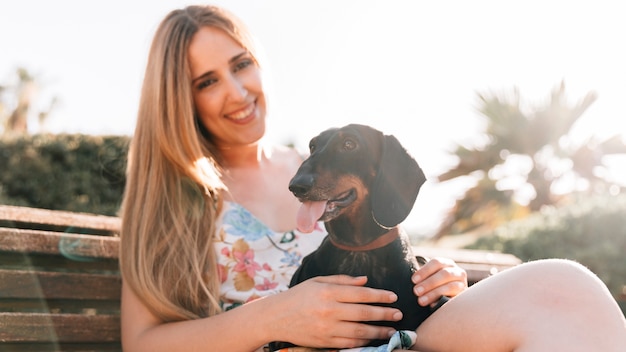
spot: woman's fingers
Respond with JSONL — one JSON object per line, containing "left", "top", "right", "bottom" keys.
{"left": 335, "top": 298, "right": 403, "bottom": 323}
{"left": 308, "top": 276, "right": 403, "bottom": 322}
{"left": 312, "top": 275, "right": 400, "bottom": 304}
{"left": 325, "top": 321, "right": 396, "bottom": 348}
{"left": 413, "top": 257, "right": 464, "bottom": 284}
{"left": 412, "top": 257, "right": 468, "bottom": 306}
{"left": 417, "top": 280, "right": 466, "bottom": 306}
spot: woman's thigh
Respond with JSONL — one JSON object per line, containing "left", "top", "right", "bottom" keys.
{"left": 411, "top": 259, "right": 626, "bottom": 352}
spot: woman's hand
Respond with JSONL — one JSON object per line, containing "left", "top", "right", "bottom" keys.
{"left": 412, "top": 257, "right": 467, "bottom": 307}
{"left": 267, "top": 275, "right": 401, "bottom": 349}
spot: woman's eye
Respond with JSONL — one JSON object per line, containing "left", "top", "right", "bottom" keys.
{"left": 343, "top": 139, "right": 356, "bottom": 150}
{"left": 234, "top": 59, "right": 253, "bottom": 72}
{"left": 196, "top": 78, "right": 217, "bottom": 90}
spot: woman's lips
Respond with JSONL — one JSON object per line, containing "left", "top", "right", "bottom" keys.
{"left": 226, "top": 102, "right": 255, "bottom": 121}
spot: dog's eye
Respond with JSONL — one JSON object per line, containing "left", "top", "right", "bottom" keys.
{"left": 343, "top": 139, "right": 356, "bottom": 151}
{"left": 309, "top": 142, "right": 316, "bottom": 153}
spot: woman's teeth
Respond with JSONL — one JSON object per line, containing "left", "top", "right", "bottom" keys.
{"left": 227, "top": 104, "right": 255, "bottom": 120}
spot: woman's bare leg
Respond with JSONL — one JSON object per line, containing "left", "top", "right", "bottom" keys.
{"left": 411, "top": 259, "right": 626, "bottom": 352}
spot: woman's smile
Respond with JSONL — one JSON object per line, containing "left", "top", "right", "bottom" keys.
{"left": 226, "top": 101, "right": 257, "bottom": 123}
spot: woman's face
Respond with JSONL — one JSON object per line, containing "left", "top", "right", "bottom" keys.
{"left": 188, "top": 26, "right": 266, "bottom": 148}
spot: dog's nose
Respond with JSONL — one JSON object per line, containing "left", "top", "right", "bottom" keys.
{"left": 288, "top": 174, "right": 314, "bottom": 197}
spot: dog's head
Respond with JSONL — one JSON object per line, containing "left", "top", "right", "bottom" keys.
{"left": 289, "top": 124, "right": 426, "bottom": 241}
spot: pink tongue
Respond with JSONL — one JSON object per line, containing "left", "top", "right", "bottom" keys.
{"left": 296, "top": 201, "right": 327, "bottom": 233}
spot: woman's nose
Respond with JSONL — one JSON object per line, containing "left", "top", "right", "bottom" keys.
{"left": 225, "top": 74, "right": 247, "bottom": 102}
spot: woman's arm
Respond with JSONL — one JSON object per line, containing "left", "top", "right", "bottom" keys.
{"left": 121, "top": 275, "right": 402, "bottom": 351}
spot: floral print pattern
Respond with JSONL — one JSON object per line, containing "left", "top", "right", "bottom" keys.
{"left": 215, "top": 201, "right": 326, "bottom": 311}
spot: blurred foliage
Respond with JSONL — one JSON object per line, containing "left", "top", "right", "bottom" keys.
{"left": 435, "top": 82, "right": 626, "bottom": 238}
{"left": 0, "top": 133, "right": 129, "bottom": 216}
{"left": 466, "top": 193, "right": 626, "bottom": 299}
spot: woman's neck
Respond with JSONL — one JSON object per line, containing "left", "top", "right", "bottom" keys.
{"left": 217, "top": 141, "right": 266, "bottom": 170}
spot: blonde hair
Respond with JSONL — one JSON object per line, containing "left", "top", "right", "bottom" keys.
{"left": 119, "top": 5, "right": 259, "bottom": 321}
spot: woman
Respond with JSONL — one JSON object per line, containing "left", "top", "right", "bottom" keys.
{"left": 119, "top": 4, "right": 626, "bottom": 351}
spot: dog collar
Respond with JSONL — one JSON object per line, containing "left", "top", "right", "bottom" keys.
{"left": 329, "top": 227, "right": 400, "bottom": 252}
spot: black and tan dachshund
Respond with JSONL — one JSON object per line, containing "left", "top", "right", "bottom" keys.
{"left": 270, "top": 124, "right": 445, "bottom": 350}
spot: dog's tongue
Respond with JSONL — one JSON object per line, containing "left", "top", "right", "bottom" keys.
{"left": 296, "top": 201, "right": 327, "bottom": 233}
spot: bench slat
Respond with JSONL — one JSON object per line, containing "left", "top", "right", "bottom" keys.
{"left": 0, "top": 299, "right": 119, "bottom": 314}
{"left": 0, "top": 312, "right": 120, "bottom": 343}
{"left": 0, "top": 228, "right": 119, "bottom": 259}
{"left": 0, "top": 205, "right": 121, "bottom": 233}
{"left": 413, "top": 246, "right": 521, "bottom": 266}
{"left": 0, "top": 269, "right": 121, "bottom": 300}
{"left": 0, "top": 251, "right": 119, "bottom": 273}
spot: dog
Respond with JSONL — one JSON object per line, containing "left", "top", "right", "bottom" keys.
{"left": 270, "top": 124, "right": 445, "bottom": 350}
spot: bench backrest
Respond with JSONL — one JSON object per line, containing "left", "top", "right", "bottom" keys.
{"left": 0, "top": 205, "right": 121, "bottom": 351}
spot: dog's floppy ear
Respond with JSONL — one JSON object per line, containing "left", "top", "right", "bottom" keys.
{"left": 371, "top": 134, "right": 426, "bottom": 228}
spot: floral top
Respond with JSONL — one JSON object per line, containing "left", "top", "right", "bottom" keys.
{"left": 215, "top": 201, "right": 326, "bottom": 311}
{"left": 215, "top": 202, "right": 417, "bottom": 351}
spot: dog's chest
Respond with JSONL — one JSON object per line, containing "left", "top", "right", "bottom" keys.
{"left": 336, "top": 250, "right": 409, "bottom": 281}
{"left": 299, "top": 238, "right": 417, "bottom": 289}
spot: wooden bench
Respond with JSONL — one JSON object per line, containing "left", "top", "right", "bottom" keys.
{"left": 0, "top": 205, "right": 520, "bottom": 351}
{"left": 0, "top": 205, "right": 121, "bottom": 351}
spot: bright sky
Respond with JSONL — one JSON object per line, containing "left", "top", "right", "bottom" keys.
{"left": 1, "top": 0, "right": 625, "bottom": 236}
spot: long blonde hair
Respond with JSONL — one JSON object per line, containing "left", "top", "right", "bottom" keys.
{"left": 119, "top": 5, "right": 259, "bottom": 321}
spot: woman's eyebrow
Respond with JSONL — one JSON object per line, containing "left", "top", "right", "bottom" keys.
{"left": 191, "top": 71, "right": 214, "bottom": 84}
{"left": 191, "top": 51, "right": 249, "bottom": 84}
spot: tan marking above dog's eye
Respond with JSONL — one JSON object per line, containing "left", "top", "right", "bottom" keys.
{"left": 343, "top": 139, "right": 356, "bottom": 151}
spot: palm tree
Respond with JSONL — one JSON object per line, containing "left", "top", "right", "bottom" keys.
{"left": 1, "top": 67, "right": 56, "bottom": 135}
{"left": 434, "top": 82, "right": 626, "bottom": 238}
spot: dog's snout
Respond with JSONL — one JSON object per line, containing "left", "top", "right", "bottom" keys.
{"left": 288, "top": 174, "right": 314, "bottom": 197}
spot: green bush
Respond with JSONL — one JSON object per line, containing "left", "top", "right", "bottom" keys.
{"left": 0, "top": 134, "right": 129, "bottom": 216}
{"left": 466, "top": 193, "right": 626, "bottom": 299}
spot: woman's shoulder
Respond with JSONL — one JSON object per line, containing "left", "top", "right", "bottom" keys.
{"left": 271, "top": 143, "right": 307, "bottom": 158}
{"left": 267, "top": 144, "right": 308, "bottom": 171}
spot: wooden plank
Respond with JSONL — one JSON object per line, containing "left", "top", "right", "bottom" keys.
{"left": 0, "top": 228, "right": 119, "bottom": 259}
{"left": 413, "top": 246, "right": 521, "bottom": 266}
{"left": 0, "top": 270, "right": 121, "bottom": 300}
{"left": 0, "top": 205, "right": 121, "bottom": 233}
{"left": 0, "top": 299, "right": 120, "bottom": 314}
{"left": 0, "top": 312, "right": 120, "bottom": 343}
{"left": 0, "top": 251, "right": 119, "bottom": 273}
{"left": 413, "top": 246, "right": 521, "bottom": 284}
